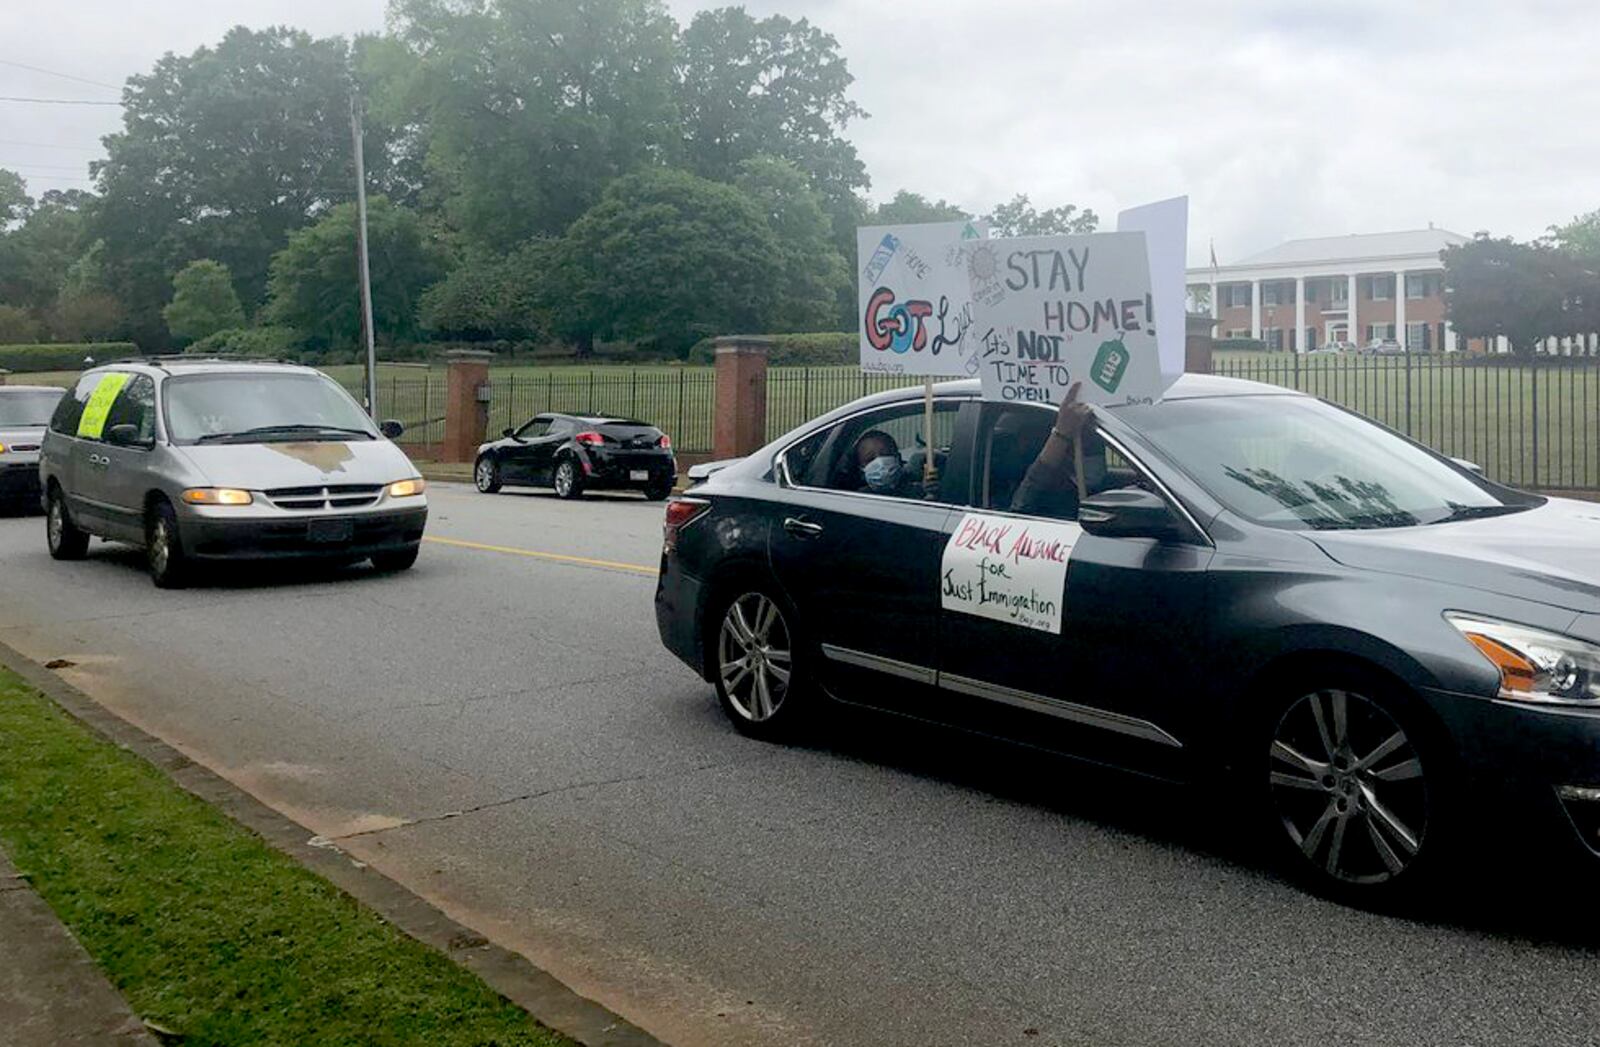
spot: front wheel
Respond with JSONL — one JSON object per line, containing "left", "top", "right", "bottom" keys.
{"left": 711, "top": 588, "right": 812, "bottom": 740}
{"left": 1263, "top": 679, "right": 1450, "bottom": 906}
{"left": 46, "top": 487, "right": 89, "bottom": 560}
{"left": 553, "top": 459, "right": 583, "bottom": 500}
{"left": 474, "top": 456, "right": 502, "bottom": 494}
{"left": 371, "top": 546, "right": 420, "bottom": 572}
{"left": 146, "top": 500, "right": 190, "bottom": 589}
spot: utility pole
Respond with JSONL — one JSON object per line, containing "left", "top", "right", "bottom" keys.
{"left": 350, "top": 91, "right": 378, "bottom": 417}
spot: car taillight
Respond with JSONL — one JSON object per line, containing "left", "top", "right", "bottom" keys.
{"left": 657, "top": 433, "right": 672, "bottom": 449}
{"left": 663, "top": 497, "right": 710, "bottom": 553}
{"left": 575, "top": 431, "right": 604, "bottom": 446}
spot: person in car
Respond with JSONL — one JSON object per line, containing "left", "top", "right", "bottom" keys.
{"left": 853, "top": 430, "right": 937, "bottom": 500}
{"left": 1010, "top": 381, "right": 1104, "bottom": 519}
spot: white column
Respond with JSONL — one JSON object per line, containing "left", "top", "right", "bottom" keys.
{"left": 1250, "top": 280, "right": 1261, "bottom": 340}
{"left": 1348, "top": 273, "right": 1359, "bottom": 344}
{"left": 1445, "top": 322, "right": 1458, "bottom": 353}
{"left": 1294, "top": 275, "right": 1306, "bottom": 353}
{"left": 1394, "top": 271, "right": 1407, "bottom": 349}
{"left": 1209, "top": 280, "right": 1218, "bottom": 321}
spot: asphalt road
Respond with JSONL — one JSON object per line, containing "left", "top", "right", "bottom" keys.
{"left": 3, "top": 483, "right": 1600, "bottom": 1046}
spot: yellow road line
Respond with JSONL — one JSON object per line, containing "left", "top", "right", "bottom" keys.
{"left": 423, "top": 535, "right": 658, "bottom": 576}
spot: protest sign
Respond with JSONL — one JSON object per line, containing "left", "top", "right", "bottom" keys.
{"left": 1117, "top": 196, "right": 1189, "bottom": 386}
{"left": 940, "top": 511, "right": 1082, "bottom": 634}
{"left": 858, "top": 220, "right": 986, "bottom": 377}
{"left": 964, "top": 231, "right": 1164, "bottom": 406}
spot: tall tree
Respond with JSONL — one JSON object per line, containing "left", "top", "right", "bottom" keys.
{"left": 868, "top": 191, "right": 970, "bottom": 227}
{"left": 265, "top": 197, "right": 445, "bottom": 350}
{"left": 1443, "top": 236, "right": 1569, "bottom": 356}
{"left": 549, "top": 168, "right": 782, "bottom": 354}
{"left": 735, "top": 156, "right": 847, "bottom": 332}
{"left": 91, "top": 26, "right": 397, "bottom": 345}
{"left": 164, "top": 260, "right": 247, "bottom": 345}
{"left": 0, "top": 169, "right": 30, "bottom": 228}
{"left": 985, "top": 194, "right": 1098, "bottom": 237}
{"left": 1548, "top": 209, "right": 1600, "bottom": 257}
{"left": 0, "top": 188, "right": 95, "bottom": 319}
{"left": 377, "top": 0, "right": 680, "bottom": 251}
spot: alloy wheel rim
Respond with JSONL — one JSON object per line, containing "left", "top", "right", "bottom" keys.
{"left": 150, "top": 518, "right": 170, "bottom": 575}
{"left": 48, "top": 500, "right": 63, "bottom": 548}
{"left": 476, "top": 460, "right": 493, "bottom": 489}
{"left": 718, "top": 593, "right": 792, "bottom": 722}
{"left": 555, "top": 463, "right": 572, "bottom": 495}
{"left": 1269, "top": 689, "right": 1428, "bottom": 885}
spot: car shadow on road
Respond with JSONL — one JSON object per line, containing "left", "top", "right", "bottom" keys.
{"left": 741, "top": 698, "right": 1600, "bottom": 950}
{"left": 82, "top": 543, "right": 405, "bottom": 591}
{"left": 492, "top": 489, "right": 660, "bottom": 504}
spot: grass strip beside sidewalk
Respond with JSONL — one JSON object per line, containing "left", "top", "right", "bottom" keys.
{"left": 0, "top": 668, "right": 575, "bottom": 1047}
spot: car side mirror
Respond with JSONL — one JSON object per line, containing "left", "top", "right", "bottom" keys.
{"left": 379, "top": 419, "right": 404, "bottom": 440}
{"left": 105, "top": 424, "right": 151, "bottom": 449}
{"left": 1078, "top": 488, "right": 1187, "bottom": 542}
{"left": 1449, "top": 456, "right": 1484, "bottom": 476}
{"left": 502, "top": 426, "right": 516, "bottom": 438}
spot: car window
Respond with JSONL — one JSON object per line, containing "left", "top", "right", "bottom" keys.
{"left": 976, "top": 404, "right": 1146, "bottom": 522}
{"left": 790, "top": 400, "right": 959, "bottom": 502}
{"left": 549, "top": 418, "right": 578, "bottom": 436}
{"left": 162, "top": 372, "right": 376, "bottom": 444}
{"left": 517, "top": 418, "right": 551, "bottom": 438}
{"left": 0, "top": 389, "right": 63, "bottom": 426}
{"left": 102, "top": 375, "right": 158, "bottom": 445}
{"left": 49, "top": 373, "right": 100, "bottom": 436}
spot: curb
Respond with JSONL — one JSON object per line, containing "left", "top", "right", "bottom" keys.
{"left": 0, "top": 638, "right": 667, "bottom": 1047}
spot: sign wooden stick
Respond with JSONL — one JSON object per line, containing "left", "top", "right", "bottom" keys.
{"left": 923, "top": 379, "right": 937, "bottom": 482}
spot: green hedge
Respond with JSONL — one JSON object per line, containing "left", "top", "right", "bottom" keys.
{"left": 0, "top": 343, "right": 138, "bottom": 373}
{"left": 186, "top": 326, "right": 302, "bottom": 359}
{"left": 1214, "top": 337, "right": 1268, "bottom": 352}
{"left": 687, "top": 332, "right": 855, "bottom": 366}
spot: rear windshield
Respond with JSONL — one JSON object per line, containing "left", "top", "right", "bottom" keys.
{"left": 596, "top": 422, "right": 662, "bottom": 441}
{"left": 163, "top": 372, "right": 377, "bottom": 444}
{"left": 0, "top": 389, "right": 64, "bottom": 427}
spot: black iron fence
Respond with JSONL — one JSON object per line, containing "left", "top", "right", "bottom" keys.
{"left": 492, "top": 369, "right": 717, "bottom": 452}
{"left": 1211, "top": 353, "right": 1600, "bottom": 491}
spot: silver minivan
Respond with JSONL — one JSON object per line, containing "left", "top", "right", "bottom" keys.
{"left": 39, "top": 358, "right": 428, "bottom": 587}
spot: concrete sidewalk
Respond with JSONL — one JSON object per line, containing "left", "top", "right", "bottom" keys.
{"left": 0, "top": 845, "right": 157, "bottom": 1046}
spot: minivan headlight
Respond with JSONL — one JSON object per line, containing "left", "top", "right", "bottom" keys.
{"left": 387, "top": 478, "right": 426, "bottom": 498}
{"left": 1446, "top": 613, "right": 1600, "bottom": 704}
{"left": 182, "top": 487, "right": 253, "bottom": 506}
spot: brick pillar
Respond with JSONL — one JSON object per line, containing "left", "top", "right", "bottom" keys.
{"left": 1185, "top": 312, "right": 1216, "bottom": 374}
{"left": 442, "top": 349, "right": 492, "bottom": 463}
{"left": 713, "top": 336, "right": 770, "bottom": 460}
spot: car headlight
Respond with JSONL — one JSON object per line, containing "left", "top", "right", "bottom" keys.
{"left": 181, "top": 487, "right": 253, "bottom": 506}
{"left": 1446, "top": 613, "right": 1600, "bottom": 704}
{"left": 387, "top": 478, "right": 426, "bottom": 498}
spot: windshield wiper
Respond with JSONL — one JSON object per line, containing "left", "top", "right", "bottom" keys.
{"left": 195, "top": 424, "right": 374, "bottom": 444}
{"left": 1427, "top": 503, "right": 1526, "bottom": 525}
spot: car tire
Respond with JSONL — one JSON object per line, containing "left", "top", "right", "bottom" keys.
{"left": 46, "top": 486, "right": 89, "bottom": 561}
{"left": 474, "top": 456, "right": 502, "bottom": 494}
{"left": 643, "top": 481, "right": 672, "bottom": 501}
{"left": 553, "top": 458, "right": 584, "bottom": 500}
{"left": 371, "top": 546, "right": 420, "bottom": 572}
{"left": 1259, "top": 669, "right": 1456, "bottom": 908}
{"left": 145, "top": 499, "right": 190, "bottom": 589}
{"left": 709, "top": 585, "right": 814, "bottom": 741}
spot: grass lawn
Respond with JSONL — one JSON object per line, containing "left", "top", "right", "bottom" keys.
{"left": 0, "top": 668, "right": 576, "bottom": 1047}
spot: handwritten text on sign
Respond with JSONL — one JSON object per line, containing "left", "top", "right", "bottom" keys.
{"left": 940, "top": 512, "right": 1082, "bottom": 634}
{"left": 857, "top": 220, "right": 986, "bottom": 378}
{"left": 965, "top": 231, "right": 1163, "bottom": 407}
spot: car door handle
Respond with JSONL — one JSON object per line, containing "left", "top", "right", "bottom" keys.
{"left": 783, "top": 517, "right": 823, "bottom": 538}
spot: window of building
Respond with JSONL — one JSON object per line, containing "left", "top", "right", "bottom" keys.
{"left": 1305, "top": 327, "right": 1318, "bottom": 350}
{"left": 1367, "top": 323, "right": 1396, "bottom": 342}
{"left": 1407, "top": 322, "right": 1430, "bottom": 351}
{"left": 1225, "top": 328, "right": 1249, "bottom": 339}
{"left": 1365, "top": 275, "right": 1394, "bottom": 301}
{"left": 1222, "top": 284, "right": 1252, "bottom": 309}
{"left": 1330, "top": 280, "right": 1349, "bottom": 304}
{"left": 1264, "top": 327, "right": 1284, "bottom": 351}
{"left": 1406, "top": 273, "right": 1438, "bottom": 299}
{"left": 1262, "top": 282, "right": 1290, "bottom": 307}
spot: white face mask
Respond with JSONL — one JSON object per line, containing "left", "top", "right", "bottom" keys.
{"left": 862, "top": 454, "right": 903, "bottom": 491}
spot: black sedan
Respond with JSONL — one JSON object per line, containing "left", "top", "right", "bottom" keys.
{"left": 655, "top": 373, "right": 1600, "bottom": 904}
{"left": 474, "top": 413, "right": 676, "bottom": 500}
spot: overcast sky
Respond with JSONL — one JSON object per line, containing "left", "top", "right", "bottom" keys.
{"left": 3, "top": 0, "right": 1597, "bottom": 266}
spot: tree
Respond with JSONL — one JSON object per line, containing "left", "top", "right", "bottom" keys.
{"left": 0, "top": 304, "right": 44, "bottom": 344}
{"left": 418, "top": 241, "right": 554, "bottom": 341}
{"left": 0, "top": 169, "right": 31, "bottom": 228}
{"left": 0, "top": 189, "right": 94, "bottom": 316}
{"left": 265, "top": 197, "right": 446, "bottom": 350}
{"left": 735, "top": 156, "right": 847, "bottom": 332}
{"left": 868, "top": 191, "right": 970, "bottom": 227}
{"left": 91, "top": 27, "right": 399, "bottom": 345}
{"left": 163, "top": 260, "right": 246, "bottom": 345}
{"left": 49, "top": 292, "right": 125, "bottom": 343}
{"left": 677, "top": 8, "right": 867, "bottom": 229}
{"left": 1549, "top": 209, "right": 1600, "bottom": 257}
{"left": 1442, "top": 236, "right": 1569, "bottom": 356}
{"left": 550, "top": 168, "right": 782, "bottom": 354}
{"left": 985, "top": 194, "right": 1098, "bottom": 237}
{"left": 377, "top": 0, "right": 680, "bottom": 251}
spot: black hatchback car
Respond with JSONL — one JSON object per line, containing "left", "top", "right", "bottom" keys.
{"left": 474, "top": 413, "right": 676, "bottom": 500}
{"left": 656, "top": 374, "right": 1600, "bottom": 904}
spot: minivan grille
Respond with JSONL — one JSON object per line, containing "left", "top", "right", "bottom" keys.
{"left": 264, "top": 483, "right": 383, "bottom": 511}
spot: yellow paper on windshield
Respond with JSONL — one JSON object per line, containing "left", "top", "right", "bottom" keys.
{"left": 76, "top": 372, "right": 130, "bottom": 439}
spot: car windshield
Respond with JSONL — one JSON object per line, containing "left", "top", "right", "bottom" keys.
{"left": 1121, "top": 394, "right": 1527, "bottom": 530}
{"left": 163, "top": 372, "right": 377, "bottom": 444}
{"left": 0, "top": 390, "right": 63, "bottom": 427}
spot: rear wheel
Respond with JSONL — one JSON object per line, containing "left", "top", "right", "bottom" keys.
{"left": 46, "top": 487, "right": 88, "bottom": 560}
{"left": 643, "top": 481, "right": 672, "bottom": 501}
{"left": 712, "top": 588, "right": 812, "bottom": 740}
{"left": 553, "top": 458, "right": 584, "bottom": 500}
{"left": 146, "top": 499, "right": 190, "bottom": 589}
{"left": 371, "top": 546, "right": 420, "bottom": 572}
{"left": 1263, "top": 676, "right": 1450, "bottom": 906}
{"left": 474, "top": 456, "right": 502, "bottom": 494}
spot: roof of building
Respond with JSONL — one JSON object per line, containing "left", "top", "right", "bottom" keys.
{"left": 1232, "top": 228, "right": 1469, "bottom": 268}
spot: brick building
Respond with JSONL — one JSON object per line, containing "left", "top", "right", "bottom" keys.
{"left": 1187, "top": 228, "right": 1469, "bottom": 352}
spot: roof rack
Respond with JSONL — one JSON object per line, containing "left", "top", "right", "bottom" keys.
{"left": 104, "top": 355, "right": 305, "bottom": 368}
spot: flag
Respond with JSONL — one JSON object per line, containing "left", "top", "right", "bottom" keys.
{"left": 1209, "top": 238, "right": 1218, "bottom": 274}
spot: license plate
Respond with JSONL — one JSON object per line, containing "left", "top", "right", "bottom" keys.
{"left": 306, "top": 518, "right": 353, "bottom": 544}
{"left": 629, "top": 470, "right": 649, "bottom": 481}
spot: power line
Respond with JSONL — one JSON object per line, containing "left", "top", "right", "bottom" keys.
{"left": 0, "top": 95, "right": 122, "bottom": 106}
{"left": 0, "top": 138, "right": 102, "bottom": 151}
{"left": 1, "top": 161, "right": 93, "bottom": 172}
{"left": 0, "top": 58, "right": 120, "bottom": 91}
